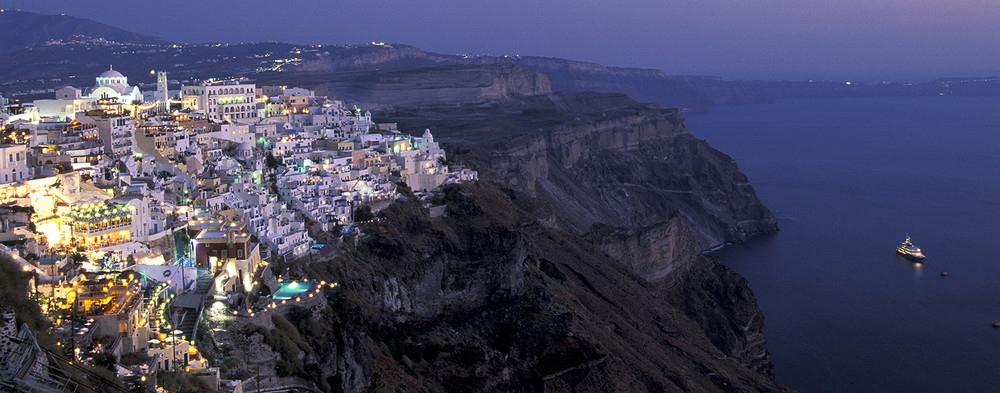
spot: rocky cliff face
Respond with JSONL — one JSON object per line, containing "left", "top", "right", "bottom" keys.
{"left": 289, "top": 44, "right": 780, "bottom": 109}
{"left": 388, "top": 92, "right": 778, "bottom": 251}
{"left": 586, "top": 217, "right": 702, "bottom": 282}
{"left": 201, "top": 74, "right": 784, "bottom": 391}
{"left": 285, "top": 185, "right": 789, "bottom": 392}
{"left": 259, "top": 63, "right": 551, "bottom": 108}
{"left": 206, "top": 179, "right": 784, "bottom": 392}
{"left": 371, "top": 92, "right": 782, "bottom": 391}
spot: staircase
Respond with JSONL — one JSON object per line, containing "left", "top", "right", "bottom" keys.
{"left": 175, "top": 308, "right": 199, "bottom": 342}
{"left": 173, "top": 268, "right": 214, "bottom": 342}
{"left": 195, "top": 268, "right": 214, "bottom": 296}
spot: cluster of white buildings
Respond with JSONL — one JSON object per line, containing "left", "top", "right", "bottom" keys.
{"left": 0, "top": 65, "right": 480, "bottom": 391}
{"left": 0, "top": 65, "right": 477, "bottom": 290}
{"left": 0, "top": 48, "right": 521, "bottom": 393}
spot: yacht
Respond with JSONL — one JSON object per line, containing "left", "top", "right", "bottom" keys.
{"left": 897, "top": 235, "right": 926, "bottom": 261}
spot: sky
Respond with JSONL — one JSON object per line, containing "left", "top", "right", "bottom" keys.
{"left": 14, "top": 0, "right": 1000, "bottom": 82}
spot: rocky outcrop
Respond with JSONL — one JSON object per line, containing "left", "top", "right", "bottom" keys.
{"left": 274, "top": 63, "right": 551, "bottom": 108}
{"left": 295, "top": 184, "right": 790, "bottom": 392}
{"left": 663, "top": 255, "right": 776, "bottom": 379}
{"left": 372, "top": 92, "right": 781, "bottom": 393}
{"left": 409, "top": 92, "right": 778, "bottom": 251}
{"left": 287, "top": 43, "right": 781, "bottom": 108}
{"left": 587, "top": 217, "right": 703, "bottom": 282}
{"left": 586, "top": 212, "right": 776, "bottom": 378}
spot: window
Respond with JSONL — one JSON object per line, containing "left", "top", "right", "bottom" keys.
{"left": 237, "top": 249, "right": 244, "bottom": 259}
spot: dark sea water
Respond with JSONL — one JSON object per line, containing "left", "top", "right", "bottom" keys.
{"left": 686, "top": 97, "right": 1000, "bottom": 393}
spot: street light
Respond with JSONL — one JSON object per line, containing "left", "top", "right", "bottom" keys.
{"left": 71, "top": 287, "right": 82, "bottom": 359}
{"left": 171, "top": 314, "right": 178, "bottom": 371}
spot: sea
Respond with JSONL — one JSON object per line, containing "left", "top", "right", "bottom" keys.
{"left": 686, "top": 96, "right": 1000, "bottom": 393}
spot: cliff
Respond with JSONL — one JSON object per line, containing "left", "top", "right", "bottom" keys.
{"left": 289, "top": 44, "right": 778, "bottom": 109}
{"left": 202, "top": 184, "right": 788, "bottom": 392}
{"left": 289, "top": 44, "right": 1000, "bottom": 109}
{"left": 255, "top": 63, "right": 552, "bottom": 108}
{"left": 380, "top": 92, "right": 778, "bottom": 250}
{"left": 198, "top": 89, "right": 786, "bottom": 391}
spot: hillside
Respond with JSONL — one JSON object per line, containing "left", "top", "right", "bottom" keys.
{"left": 0, "top": 10, "right": 171, "bottom": 54}
{"left": 194, "top": 91, "right": 785, "bottom": 392}
{"left": 200, "top": 183, "right": 789, "bottom": 392}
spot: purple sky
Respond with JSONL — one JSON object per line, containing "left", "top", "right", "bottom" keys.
{"left": 16, "top": 0, "right": 1000, "bottom": 81}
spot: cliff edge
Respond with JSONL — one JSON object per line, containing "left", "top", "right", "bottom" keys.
{"left": 201, "top": 184, "right": 789, "bottom": 392}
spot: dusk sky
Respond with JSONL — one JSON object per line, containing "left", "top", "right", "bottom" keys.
{"left": 17, "top": 0, "right": 1000, "bottom": 81}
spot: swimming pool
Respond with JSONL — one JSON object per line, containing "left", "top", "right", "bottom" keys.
{"left": 272, "top": 281, "right": 313, "bottom": 301}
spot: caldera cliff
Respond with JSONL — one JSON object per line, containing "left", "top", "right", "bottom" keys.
{"left": 200, "top": 70, "right": 785, "bottom": 392}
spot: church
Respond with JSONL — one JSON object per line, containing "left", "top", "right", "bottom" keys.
{"left": 87, "top": 66, "right": 143, "bottom": 104}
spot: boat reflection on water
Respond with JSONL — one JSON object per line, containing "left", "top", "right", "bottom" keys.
{"left": 910, "top": 259, "right": 923, "bottom": 278}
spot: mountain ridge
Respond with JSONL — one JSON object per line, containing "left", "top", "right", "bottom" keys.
{"left": 4, "top": 11, "right": 1000, "bottom": 110}
{"left": 0, "top": 10, "right": 171, "bottom": 54}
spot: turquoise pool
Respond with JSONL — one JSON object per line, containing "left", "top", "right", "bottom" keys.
{"left": 272, "top": 281, "right": 313, "bottom": 300}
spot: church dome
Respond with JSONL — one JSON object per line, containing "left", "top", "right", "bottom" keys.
{"left": 99, "top": 68, "right": 124, "bottom": 79}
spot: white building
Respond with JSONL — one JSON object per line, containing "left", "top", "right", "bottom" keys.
{"left": 396, "top": 130, "right": 448, "bottom": 191}
{"left": 77, "top": 112, "right": 136, "bottom": 158}
{"left": 33, "top": 87, "right": 98, "bottom": 121}
{"left": 0, "top": 145, "right": 29, "bottom": 184}
{"left": 209, "top": 123, "right": 253, "bottom": 144}
{"left": 87, "top": 66, "right": 143, "bottom": 104}
{"left": 181, "top": 81, "right": 258, "bottom": 123}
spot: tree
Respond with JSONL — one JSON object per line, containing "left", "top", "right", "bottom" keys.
{"left": 394, "top": 181, "right": 412, "bottom": 197}
{"left": 353, "top": 205, "right": 374, "bottom": 223}
{"left": 93, "top": 352, "right": 116, "bottom": 371}
{"left": 71, "top": 252, "right": 88, "bottom": 264}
